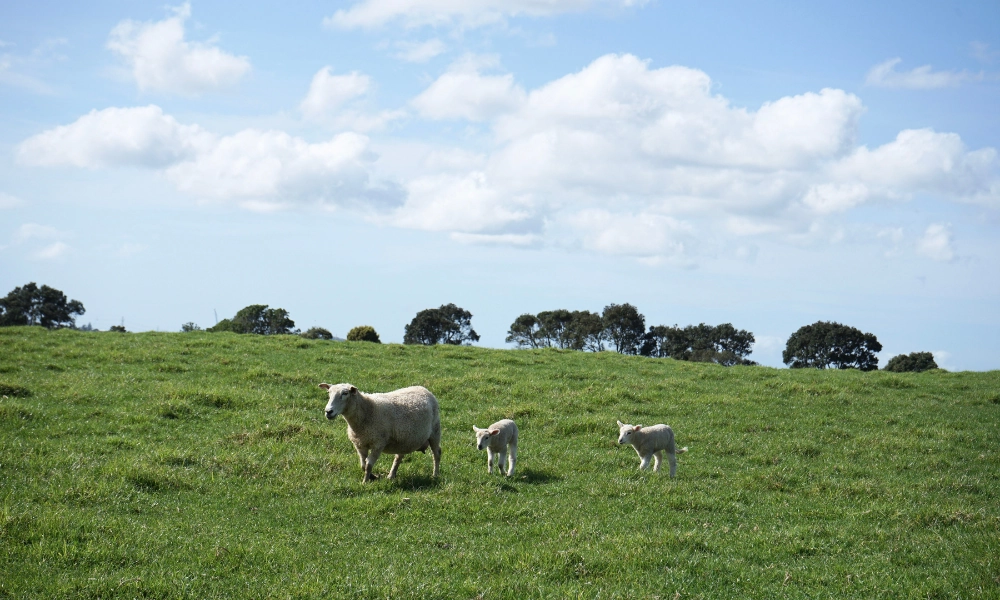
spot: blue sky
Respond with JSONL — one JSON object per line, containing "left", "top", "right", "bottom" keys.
{"left": 2, "top": 0, "right": 998, "bottom": 370}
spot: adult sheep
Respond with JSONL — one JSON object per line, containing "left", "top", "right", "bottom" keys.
{"left": 319, "top": 383, "right": 442, "bottom": 483}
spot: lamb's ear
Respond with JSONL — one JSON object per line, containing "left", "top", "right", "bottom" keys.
{"left": 472, "top": 426, "right": 482, "bottom": 433}
{"left": 348, "top": 386, "right": 358, "bottom": 394}
{"left": 633, "top": 425, "right": 642, "bottom": 432}
{"left": 617, "top": 420, "right": 624, "bottom": 427}
{"left": 489, "top": 429, "right": 500, "bottom": 436}
{"left": 319, "top": 383, "right": 331, "bottom": 390}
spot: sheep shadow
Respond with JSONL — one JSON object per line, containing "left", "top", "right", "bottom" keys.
{"left": 513, "top": 467, "right": 562, "bottom": 485}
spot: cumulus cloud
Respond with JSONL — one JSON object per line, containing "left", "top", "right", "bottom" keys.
{"left": 866, "top": 58, "right": 982, "bottom": 89}
{"left": 6, "top": 224, "right": 71, "bottom": 260}
{"left": 916, "top": 223, "right": 955, "bottom": 262}
{"left": 325, "top": 0, "right": 647, "bottom": 30}
{"left": 411, "top": 55, "right": 526, "bottom": 121}
{"left": 18, "top": 105, "right": 402, "bottom": 212}
{"left": 107, "top": 2, "right": 250, "bottom": 94}
{"left": 392, "top": 39, "right": 447, "bottom": 63}
{"left": 300, "top": 67, "right": 371, "bottom": 119}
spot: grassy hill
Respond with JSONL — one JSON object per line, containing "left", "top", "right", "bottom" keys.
{"left": 1, "top": 327, "right": 997, "bottom": 598}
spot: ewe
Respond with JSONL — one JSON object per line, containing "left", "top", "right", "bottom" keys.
{"left": 617, "top": 420, "right": 688, "bottom": 477}
{"left": 319, "top": 383, "right": 442, "bottom": 482}
{"left": 472, "top": 419, "right": 518, "bottom": 476}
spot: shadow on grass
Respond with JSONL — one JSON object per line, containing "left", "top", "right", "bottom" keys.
{"left": 513, "top": 467, "right": 562, "bottom": 485}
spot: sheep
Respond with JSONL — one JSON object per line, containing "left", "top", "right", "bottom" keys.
{"left": 617, "top": 420, "right": 688, "bottom": 477}
{"left": 319, "top": 383, "right": 441, "bottom": 483}
{"left": 472, "top": 419, "right": 518, "bottom": 476}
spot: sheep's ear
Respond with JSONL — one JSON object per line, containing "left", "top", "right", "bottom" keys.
{"left": 633, "top": 425, "right": 642, "bottom": 432}
{"left": 489, "top": 429, "right": 500, "bottom": 436}
{"left": 472, "top": 426, "right": 482, "bottom": 433}
{"left": 617, "top": 420, "right": 624, "bottom": 427}
{"left": 348, "top": 386, "right": 357, "bottom": 394}
{"left": 319, "top": 383, "right": 331, "bottom": 390}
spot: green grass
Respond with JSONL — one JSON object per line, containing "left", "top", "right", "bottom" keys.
{"left": 1, "top": 327, "right": 998, "bottom": 599}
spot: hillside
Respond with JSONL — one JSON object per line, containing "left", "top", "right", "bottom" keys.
{"left": 1, "top": 327, "right": 998, "bottom": 598}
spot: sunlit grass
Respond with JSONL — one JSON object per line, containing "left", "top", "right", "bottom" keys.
{"left": 1, "top": 327, "right": 997, "bottom": 598}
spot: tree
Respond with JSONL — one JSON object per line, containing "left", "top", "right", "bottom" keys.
{"left": 346, "top": 326, "right": 380, "bottom": 343}
{"left": 642, "top": 323, "right": 756, "bottom": 366}
{"left": 884, "top": 352, "right": 938, "bottom": 373}
{"left": 565, "top": 310, "right": 606, "bottom": 352}
{"left": 0, "top": 282, "right": 85, "bottom": 329}
{"left": 404, "top": 304, "right": 480, "bottom": 346}
{"left": 537, "top": 310, "right": 574, "bottom": 348}
{"left": 109, "top": 325, "right": 127, "bottom": 333}
{"left": 207, "top": 304, "right": 296, "bottom": 335}
{"left": 302, "top": 327, "right": 335, "bottom": 340}
{"left": 506, "top": 314, "right": 544, "bottom": 348}
{"left": 783, "top": 321, "right": 882, "bottom": 371}
{"left": 181, "top": 322, "right": 202, "bottom": 332}
{"left": 602, "top": 303, "right": 646, "bottom": 355}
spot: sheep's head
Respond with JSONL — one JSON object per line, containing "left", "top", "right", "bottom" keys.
{"left": 472, "top": 426, "right": 500, "bottom": 450}
{"left": 319, "top": 383, "right": 357, "bottom": 420}
{"left": 617, "top": 420, "right": 642, "bottom": 444}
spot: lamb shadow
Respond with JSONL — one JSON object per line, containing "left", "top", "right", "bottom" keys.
{"left": 391, "top": 474, "right": 441, "bottom": 491}
{"left": 513, "top": 467, "right": 562, "bottom": 485}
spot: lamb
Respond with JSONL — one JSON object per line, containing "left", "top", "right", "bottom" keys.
{"left": 472, "top": 419, "right": 518, "bottom": 476}
{"left": 319, "top": 383, "right": 442, "bottom": 483}
{"left": 617, "top": 420, "right": 688, "bottom": 477}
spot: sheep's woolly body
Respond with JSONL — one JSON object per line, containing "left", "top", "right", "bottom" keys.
{"left": 473, "top": 419, "right": 518, "bottom": 476}
{"left": 617, "top": 420, "right": 688, "bottom": 477}
{"left": 320, "top": 383, "right": 441, "bottom": 482}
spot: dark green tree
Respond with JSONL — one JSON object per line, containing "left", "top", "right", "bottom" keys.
{"left": 537, "top": 309, "right": 574, "bottom": 348}
{"left": 181, "top": 322, "right": 202, "bottom": 332}
{"left": 884, "top": 351, "right": 938, "bottom": 373}
{"left": 602, "top": 303, "right": 645, "bottom": 355}
{"left": 404, "top": 304, "right": 479, "bottom": 346}
{"left": 0, "top": 282, "right": 85, "bottom": 329}
{"left": 207, "top": 305, "right": 296, "bottom": 335}
{"left": 642, "top": 323, "right": 755, "bottom": 366}
{"left": 506, "top": 314, "right": 544, "bottom": 348}
{"left": 302, "top": 327, "right": 335, "bottom": 340}
{"left": 109, "top": 325, "right": 127, "bottom": 333}
{"left": 346, "top": 325, "right": 380, "bottom": 343}
{"left": 565, "top": 310, "right": 606, "bottom": 352}
{"left": 783, "top": 321, "right": 882, "bottom": 371}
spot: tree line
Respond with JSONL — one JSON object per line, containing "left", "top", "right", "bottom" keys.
{"left": 0, "top": 282, "right": 940, "bottom": 372}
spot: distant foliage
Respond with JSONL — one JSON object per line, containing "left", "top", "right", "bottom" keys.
{"left": 642, "top": 323, "right": 756, "bottom": 366}
{"left": 208, "top": 304, "right": 296, "bottom": 335}
{"left": 601, "top": 303, "right": 646, "bottom": 355}
{"left": 302, "top": 327, "right": 335, "bottom": 340}
{"left": 404, "top": 304, "right": 480, "bottom": 346}
{"left": 884, "top": 352, "right": 938, "bottom": 373}
{"left": 783, "top": 321, "right": 882, "bottom": 371}
{"left": 346, "top": 326, "right": 380, "bottom": 343}
{"left": 181, "top": 322, "right": 202, "bottom": 332}
{"left": 506, "top": 310, "right": 605, "bottom": 351}
{"left": 0, "top": 282, "right": 85, "bottom": 329}
{"left": 77, "top": 323, "right": 96, "bottom": 332}
{"left": 109, "top": 325, "right": 127, "bottom": 333}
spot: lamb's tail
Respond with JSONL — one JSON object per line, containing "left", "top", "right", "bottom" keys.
{"left": 676, "top": 446, "right": 688, "bottom": 454}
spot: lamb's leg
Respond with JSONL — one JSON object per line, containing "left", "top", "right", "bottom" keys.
{"left": 498, "top": 451, "right": 508, "bottom": 476}
{"left": 652, "top": 451, "right": 663, "bottom": 473}
{"left": 387, "top": 454, "right": 404, "bottom": 479}
{"left": 507, "top": 445, "right": 517, "bottom": 477}
{"left": 356, "top": 448, "right": 369, "bottom": 471}
{"left": 668, "top": 451, "right": 677, "bottom": 478}
{"left": 487, "top": 448, "right": 496, "bottom": 474}
{"left": 363, "top": 449, "right": 383, "bottom": 482}
{"left": 639, "top": 454, "right": 652, "bottom": 470}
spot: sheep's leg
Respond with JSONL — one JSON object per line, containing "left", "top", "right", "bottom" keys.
{"left": 507, "top": 445, "right": 516, "bottom": 477}
{"left": 487, "top": 448, "right": 496, "bottom": 474}
{"left": 387, "top": 454, "right": 404, "bottom": 479}
{"left": 498, "top": 451, "right": 508, "bottom": 476}
{"left": 652, "top": 451, "right": 663, "bottom": 473}
{"left": 429, "top": 437, "right": 441, "bottom": 478}
{"left": 668, "top": 451, "right": 677, "bottom": 478}
{"left": 639, "top": 454, "right": 652, "bottom": 470}
{"left": 356, "top": 448, "right": 369, "bottom": 471}
{"left": 363, "top": 449, "right": 383, "bottom": 482}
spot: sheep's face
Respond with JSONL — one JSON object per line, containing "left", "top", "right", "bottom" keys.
{"left": 319, "top": 383, "right": 356, "bottom": 420}
{"left": 473, "top": 426, "right": 498, "bottom": 450}
{"left": 617, "top": 420, "right": 641, "bottom": 444}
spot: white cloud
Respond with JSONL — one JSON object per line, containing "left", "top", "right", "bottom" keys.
{"left": 7, "top": 224, "right": 71, "bottom": 260}
{"left": 0, "top": 38, "right": 67, "bottom": 94}
{"left": 17, "top": 105, "right": 212, "bottom": 168}
{"left": 916, "top": 223, "right": 955, "bottom": 262}
{"left": 300, "top": 67, "right": 371, "bottom": 119}
{"left": 865, "top": 58, "right": 982, "bottom": 89}
{"left": 34, "top": 242, "right": 71, "bottom": 260}
{"left": 411, "top": 56, "right": 526, "bottom": 121}
{"left": 107, "top": 2, "right": 250, "bottom": 95}
{"left": 0, "top": 192, "right": 24, "bottom": 209}
{"left": 325, "top": 0, "right": 647, "bottom": 30}
{"left": 393, "top": 39, "right": 447, "bottom": 63}
{"left": 13, "top": 223, "right": 62, "bottom": 244}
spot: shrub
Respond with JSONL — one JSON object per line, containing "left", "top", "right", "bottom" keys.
{"left": 181, "top": 322, "right": 202, "bottom": 332}
{"left": 109, "top": 325, "right": 127, "bottom": 333}
{"left": 347, "top": 325, "right": 381, "bottom": 343}
{"left": 301, "top": 327, "right": 334, "bottom": 340}
{"left": 884, "top": 352, "right": 938, "bottom": 373}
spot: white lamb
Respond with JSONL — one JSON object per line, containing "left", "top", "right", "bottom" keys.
{"left": 319, "top": 383, "right": 442, "bottom": 483}
{"left": 472, "top": 419, "right": 518, "bottom": 476}
{"left": 617, "top": 420, "right": 688, "bottom": 477}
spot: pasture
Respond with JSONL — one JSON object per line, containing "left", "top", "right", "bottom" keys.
{"left": 1, "top": 327, "right": 997, "bottom": 598}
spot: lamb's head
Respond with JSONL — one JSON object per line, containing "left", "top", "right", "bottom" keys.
{"left": 319, "top": 383, "right": 357, "bottom": 420}
{"left": 472, "top": 426, "right": 500, "bottom": 450}
{"left": 617, "top": 420, "right": 642, "bottom": 444}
